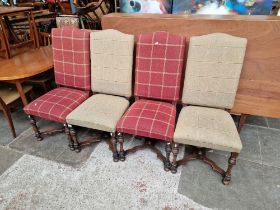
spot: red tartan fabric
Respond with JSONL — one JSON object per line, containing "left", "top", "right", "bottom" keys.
{"left": 134, "top": 31, "right": 185, "bottom": 102}
{"left": 52, "top": 27, "right": 91, "bottom": 91}
{"left": 117, "top": 99, "right": 176, "bottom": 141}
{"left": 24, "top": 87, "right": 89, "bottom": 123}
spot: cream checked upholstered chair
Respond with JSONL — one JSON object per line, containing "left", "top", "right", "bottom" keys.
{"left": 116, "top": 31, "right": 186, "bottom": 166}
{"left": 24, "top": 27, "right": 91, "bottom": 152}
{"left": 173, "top": 33, "right": 247, "bottom": 185}
{"left": 66, "top": 29, "right": 134, "bottom": 158}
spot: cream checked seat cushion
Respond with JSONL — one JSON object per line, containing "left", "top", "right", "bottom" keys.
{"left": 174, "top": 106, "right": 242, "bottom": 153}
{"left": 66, "top": 94, "right": 129, "bottom": 133}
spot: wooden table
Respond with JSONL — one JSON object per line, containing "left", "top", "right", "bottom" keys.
{"left": 0, "top": 7, "right": 39, "bottom": 59}
{"left": 102, "top": 13, "right": 280, "bottom": 119}
{"left": 0, "top": 46, "right": 53, "bottom": 106}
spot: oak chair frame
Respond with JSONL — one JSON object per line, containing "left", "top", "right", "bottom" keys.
{"left": 0, "top": 86, "right": 34, "bottom": 138}
{"left": 27, "top": 84, "right": 90, "bottom": 152}
{"left": 116, "top": 96, "right": 178, "bottom": 169}
{"left": 170, "top": 105, "right": 240, "bottom": 185}
{"left": 66, "top": 93, "right": 131, "bottom": 154}
{"left": 65, "top": 29, "right": 135, "bottom": 154}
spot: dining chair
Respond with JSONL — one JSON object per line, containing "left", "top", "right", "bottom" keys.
{"left": 75, "top": 0, "right": 112, "bottom": 29}
{"left": 56, "top": 15, "right": 80, "bottom": 28}
{"left": 116, "top": 31, "right": 186, "bottom": 167}
{"left": 23, "top": 27, "right": 91, "bottom": 152}
{"left": 66, "top": 29, "right": 134, "bottom": 157}
{"left": 25, "top": 32, "right": 53, "bottom": 93}
{"left": 39, "top": 32, "right": 52, "bottom": 46}
{"left": 173, "top": 33, "right": 247, "bottom": 185}
{"left": 0, "top": 83, "right": 33, "bottom": 138}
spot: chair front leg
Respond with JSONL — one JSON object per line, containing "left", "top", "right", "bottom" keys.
{"left": 68, "top": 124, "right": 81, "bottom": 153}
{"left": 28, "top": 115, "right": 43, "bottom": 141}
{"left": 117, "top": 132, "right": 125, "bottom": 161}
{"left": 171, "top": 143, "right": 179, "bottom": 174}
{"left": 65, "top": 123, "right": 74, "bottom": 151}
{"left": 111, "top": 132, "right": 119, "bottom": 162}
{"left": 223, "top": 152, "right": 238, "bottom": 185}
{"left": 164, "top": 142, "right": 172, "bottom": 172}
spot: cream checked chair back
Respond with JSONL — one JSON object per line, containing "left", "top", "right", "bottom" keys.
{"left": 182, "top": 33, "right": 247, "bottom": 109}
{"left": 90, "top": 29, "right": 134, "bottom": 97}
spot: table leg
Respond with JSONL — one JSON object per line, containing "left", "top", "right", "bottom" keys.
{"left": 238, "top": 114, "right": 247, "bottom": 133}
{"left": 15, "top": 81, "right": 29, "bottom": 106}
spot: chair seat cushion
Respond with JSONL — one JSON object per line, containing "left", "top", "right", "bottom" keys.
{"left": 24, "top": 87, "right": 89, "bottom": 123}
{"left": 0, "top": 84, "right": 32, "bottom": 105}
{"left": 117, "top": 99, "right": 176, "bottom": 141}
{"left": 174, "top": 106, "right": 242, "bottom": 153}
{"left": 66, "top": 94, "right": 129, "bottom": 133}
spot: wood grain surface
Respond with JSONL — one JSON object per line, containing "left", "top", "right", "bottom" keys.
{"left": 102, "top": 13, "right": 280, "bottom": 118}
{"left": 0, "top": 46, "right": 53, "bottom": 80}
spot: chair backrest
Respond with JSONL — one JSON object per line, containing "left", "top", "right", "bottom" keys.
{"left": 90, "top": 29, "right": 134, "bottom": 97}
{"left": 39, "top": 32, "right": 52, "bottom": 46}
{"left": 56, "top": 15, "right": 80, "bottom": 28}
{"left": 77, "top": 0, "right": 111, "bottom": 21}
{"left": 134, "top": 31, "right": 185, "bottom": 102}
{"left": 52, "top": 27, "right": 91, "bottom": 91}
{"left": 182, "top": 33, "right": 247, "bottom": 109}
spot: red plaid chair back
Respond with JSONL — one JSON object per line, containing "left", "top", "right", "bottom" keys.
{"left": 134, "top": 31, "right": 186, "bottom": 102}
{"left": 52, "top": 27, "right": 91, "bottom": 91}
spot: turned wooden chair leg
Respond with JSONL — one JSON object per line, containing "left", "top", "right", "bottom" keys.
{"left": 65, "top": 123, "right": 74, "bottom": 151}
{"left": 223, "top": 152, "right": 238, "bottom": 185}
{"left": 2, "top": 104, "right": 16, "bottom": 138}
{"left": 117, "top": 132, "right": 125, "bottom": 161}
{"left": 164, "top": 142, "right": 172, "bottom": 172}
{"left": 28, "top": 115, "right": 43, "bottom": 141}
{"left": 171, "top": 143, "right": 179, "bottom": 174}
{"left": 68, "top": 124, "right": 81, "bottom": 153}
{"left": 111, "top": 132, "right": 119, "bottom": 162}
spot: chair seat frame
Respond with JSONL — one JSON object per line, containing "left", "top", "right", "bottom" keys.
{"left": 171, "top": 105, "right": 241, "bottom": 185}
{"left": 27, "top": 84, "right": 90, "bottom": 153}
{"left": 115, "top": 96, "right": 177, "bottom": 169}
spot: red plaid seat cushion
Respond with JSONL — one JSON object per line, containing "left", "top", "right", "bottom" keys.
{"left": 24, "top": 87, "right": 89, "bottom": 123}
{"left": 52, "top": 27, "right": 91, "bottom": 91}
{"left": 117, "top": 99, "right": 176, "bottom": 141}
{"left": 134, "top": 31, "right": 185, "bottom": 102}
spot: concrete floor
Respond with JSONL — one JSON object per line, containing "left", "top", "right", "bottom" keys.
{"left": 0, "top": 107, "right": 280, "bottom": 209}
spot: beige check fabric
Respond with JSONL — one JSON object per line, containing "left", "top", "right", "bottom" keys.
{"left": 182, "top": 33, "right": 247, "bottom": 109}
{"left": 66, "top": 94, "right": 129, "bottom": 133}
{"left": 174, "top": 106, "right": 242, "bottom": 153}
{"left": 90, "top": 29, "right": 134, "bottom": 97}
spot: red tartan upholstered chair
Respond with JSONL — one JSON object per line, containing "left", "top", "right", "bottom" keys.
{"left": 66, "top": 29, "right": 134, "bottom": 157}
{"left": 116, "top": 31, "right": 186, "bottom": 167}
{"left": 24, "top": 27, "right": 91, "bottom": 152}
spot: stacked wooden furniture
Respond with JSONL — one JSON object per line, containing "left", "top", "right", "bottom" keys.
{"left": 0, "top": 7, "right": 39, "bottom": 59}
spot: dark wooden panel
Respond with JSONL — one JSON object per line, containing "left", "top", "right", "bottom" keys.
{"left": 102, "top": 13, "right": 280, "bottom": 118}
